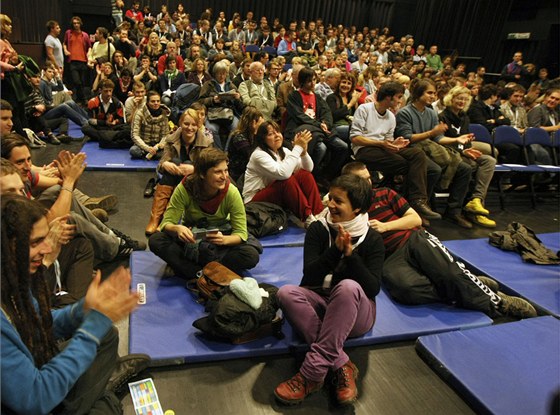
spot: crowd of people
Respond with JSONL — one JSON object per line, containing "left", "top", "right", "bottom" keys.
{"left": 0, "top": 3, "right": 558, "bottom": 412}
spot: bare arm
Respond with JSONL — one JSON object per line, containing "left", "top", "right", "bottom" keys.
{"left": 369, "top": 207, "right": 422, "bottom": 233}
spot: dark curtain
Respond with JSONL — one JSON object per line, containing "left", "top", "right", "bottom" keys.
{"left": 2, "top": 0, "right": 64, "bottom": 43}
{"left": 411, "top": 0, "right": 513, "bottom": 72}
{"left": 5, "top": 0, "right": 395, "bottom": 43}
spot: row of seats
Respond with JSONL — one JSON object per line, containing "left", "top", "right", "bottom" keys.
{"left": 469, "top": 124, "right": 560, "bottom": 208}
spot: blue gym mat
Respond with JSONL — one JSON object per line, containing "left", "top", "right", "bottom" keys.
{"left": 416, "top": 316, "right": 560, "bottom": 415}
{"left": 81, "top": 141, "right": 158, "bottom": 171}
{"left": 129, "top": 250, "right": 293, "bottom": 365}
{"left": 445, "top": 233, "right": 560, "bottom": 317}
{"left": 129, "top": 247, "right": 491, "bottom": 365}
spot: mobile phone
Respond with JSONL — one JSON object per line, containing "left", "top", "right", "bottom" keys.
{"left": 205, "top": 229, "right": 219, "bottom": 238}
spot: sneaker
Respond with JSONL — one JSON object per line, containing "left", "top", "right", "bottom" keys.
{"left": 464, "top": 198, "right": 490, "bottom": 215}
{"left": 409, "top": 199, "right": 441, "bottom": 220}
{"left": 477, "top": 276, "right": 499, "bottom": 292}
{"left": 498, "top": 291, "right": 537, "bottom": 318}
{"left": 115, "top": 230, "right": 147, "bottom": 258}
{"left": 334, "top": 361, "right": 359, "bottom": 406}
{"left": 47, "top": 133, "right": 61, "bottom": 145}
{"left": 90, "top": 208, "right": 109, "bottom": 223}
{"left": 304, "top": 214, "right": 318, "bottom": 229}
{"left": 469, "top": 214, "right": 496, "bottom": 228}
{"left": 57, "top": 134, "right": 72, "bottom": 144}
{"left": 274, "top": 372, "right": 323, "bottom": 405}
{"left": 83, "top": 194, "right": 118, "bottom": 211}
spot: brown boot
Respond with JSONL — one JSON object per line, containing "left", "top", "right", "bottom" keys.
{"left": 145, "top": 185, "right": 174, "bottom": 236}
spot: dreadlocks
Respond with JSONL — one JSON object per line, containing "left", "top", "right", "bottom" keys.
{"left": 1, "top": 194, "right": 58, "bottom": 367}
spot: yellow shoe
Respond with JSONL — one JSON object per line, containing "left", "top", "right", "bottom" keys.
{"left": 472, "top": 215, "right": 496, "bottom": 228}
{"left": 464, "top": 198, "right": 490, "bottom": 216}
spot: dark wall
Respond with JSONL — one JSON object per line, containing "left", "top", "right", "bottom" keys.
{"left": 498, "top": 0, "right": 559, "bottom": 77}
{"left": 4, "top": 0, "right": 558, "bottom": 77}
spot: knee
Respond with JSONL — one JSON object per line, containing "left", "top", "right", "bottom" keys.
{"left": 148, "top": 231, "right": 168, "bottom": 253}
{"left": 331, "top": 279, "right": 363, "bottom": 300}
{"left": 277, "top": 284, "right": 303, "bottom": 307}
{"left": 237, "top": 245, "right": 260, "bottom": 269}
{"left": 457, "top": 161, "right": 473, "bottom": 177}
{"left": 130, "top": 146, "right": 144, "bottom": 158}
{"left": 100, "top": 326, "right": 119, "bottom": 351}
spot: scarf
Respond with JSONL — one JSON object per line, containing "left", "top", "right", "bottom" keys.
{"left": 164, "top": 68, "right": 178, "bottom": 82}
{"left": 147, "top": 105, "right": 162, "bottom": 117}
{"left": 318, "top": 211, "right": 370, "bottom": 289}
{"left": 197, "top": 180, "right": 230, "bottom": 215}
{"left": 321, "top": 211, "right": 370, "bottom": 242}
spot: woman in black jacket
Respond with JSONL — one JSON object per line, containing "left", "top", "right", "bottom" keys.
{"left": 274, "top": 175, "right": 384, "bottom": 407}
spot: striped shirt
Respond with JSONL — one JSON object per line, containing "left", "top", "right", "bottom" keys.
{"left": 368, "top": 187, "right": 415, "bottom": 256}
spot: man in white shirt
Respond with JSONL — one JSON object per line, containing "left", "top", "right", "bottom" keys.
{"left": 44, "top": 21, "right": 65, "bottom": 73}
{"left": 350, "top": 82, "right": 439, "bottom": 223}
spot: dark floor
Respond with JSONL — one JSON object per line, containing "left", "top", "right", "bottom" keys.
{"left": 32, "top": 142, "right": 560, "bottom": 415}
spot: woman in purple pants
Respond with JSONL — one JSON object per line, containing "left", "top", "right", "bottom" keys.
{"left": 274, "top": 174, "right": 385, "bottom": 406}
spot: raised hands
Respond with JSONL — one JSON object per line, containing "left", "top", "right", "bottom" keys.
{"left": 84, "top": 267, "right": 140, "bottom": 322}
{"left": 335, "top": 224, "right": 353, "bottom": 257}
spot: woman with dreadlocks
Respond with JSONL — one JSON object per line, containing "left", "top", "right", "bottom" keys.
{"left": 1, "top": 195, "right": 149, "bottom": 414}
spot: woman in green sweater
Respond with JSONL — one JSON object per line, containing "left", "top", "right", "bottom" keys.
{"left": 148, "top": 148, "right": 261, "bottom": 279}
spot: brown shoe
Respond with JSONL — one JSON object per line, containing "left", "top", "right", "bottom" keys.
{"left": 90, "top": 208, "right": 109, "bottom": 223}
{"left": 145, "top": 185, "right": 174, "bottom": 236}
{"left": 274, "top": 372, "right": 323, "bottom": 405}
{"left": 334, "top": 361, "right": 359, "bottom": 406}
{"left": 83, "top": 194, "right": 118, "bottom": 211}
{"left": 444, "top": 212, "right": 473, "bottom": 229}
{"left": 498, "top": 291, "right": 537, "bottom": 318}
{"left": 410, "top": 199, "right": 441, "bottom": 220}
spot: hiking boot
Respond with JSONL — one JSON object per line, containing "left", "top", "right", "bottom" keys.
{"left": 90, "top": 208, "right": 109, "bottom": 223}
{"left": 274, "top": 372, "right": 323, "bottom": 405}
{"left": 84, "top": 194, "right": 118, "bottom": 211}
{"left": 107, "top": 354, "right": 151, "bottom": 396}
{"left": 469, "top": 214, "right": 496, "bottom": 228}
{"left": 498, "top": 291, "right": 537, "bottom": 318}
{"left": 477, "top": 276, "right": 499, "bottom": 292}
{"left": 409, "top": 199, "right": 441, "bottom": 220}
{"left": 464, "top": 197, "right": 490, "bottom": 215}
{"left": 334, "top": 361, "right": 359, "bottom": 406}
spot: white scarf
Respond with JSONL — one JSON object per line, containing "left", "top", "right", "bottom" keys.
{"left": 319, "top": 211, "right": 370, "bottom": 289}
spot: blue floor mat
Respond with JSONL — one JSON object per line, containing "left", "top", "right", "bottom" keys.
{"left": 416, "top": 316, "right": 560, "bottom": 415}
{"left": 129, "top": 247, "right": 491, "bottom": 365}
{"left": 445, "top": 233, "right": 560, "bottom": 317}
{"left": 81, "top": 141, "right": 158, "bottom": 171}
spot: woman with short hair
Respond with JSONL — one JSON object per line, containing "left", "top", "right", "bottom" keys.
{"left": 149, "top": 148, "right": 261, "bottom": 278}
{"left": 274, "top": 174, "right": 384, "bottom": 406}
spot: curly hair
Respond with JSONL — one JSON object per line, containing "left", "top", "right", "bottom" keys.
{"left": 1, "top": 195, "right": 58, "bottom": 367}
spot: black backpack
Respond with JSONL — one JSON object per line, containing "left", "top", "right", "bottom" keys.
{"left": 245, "top": 202, "right": 288, "bottom": 238}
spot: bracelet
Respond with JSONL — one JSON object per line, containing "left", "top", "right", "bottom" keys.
{"left": 61, "top": 186, "right": 73, "bottom": 193}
